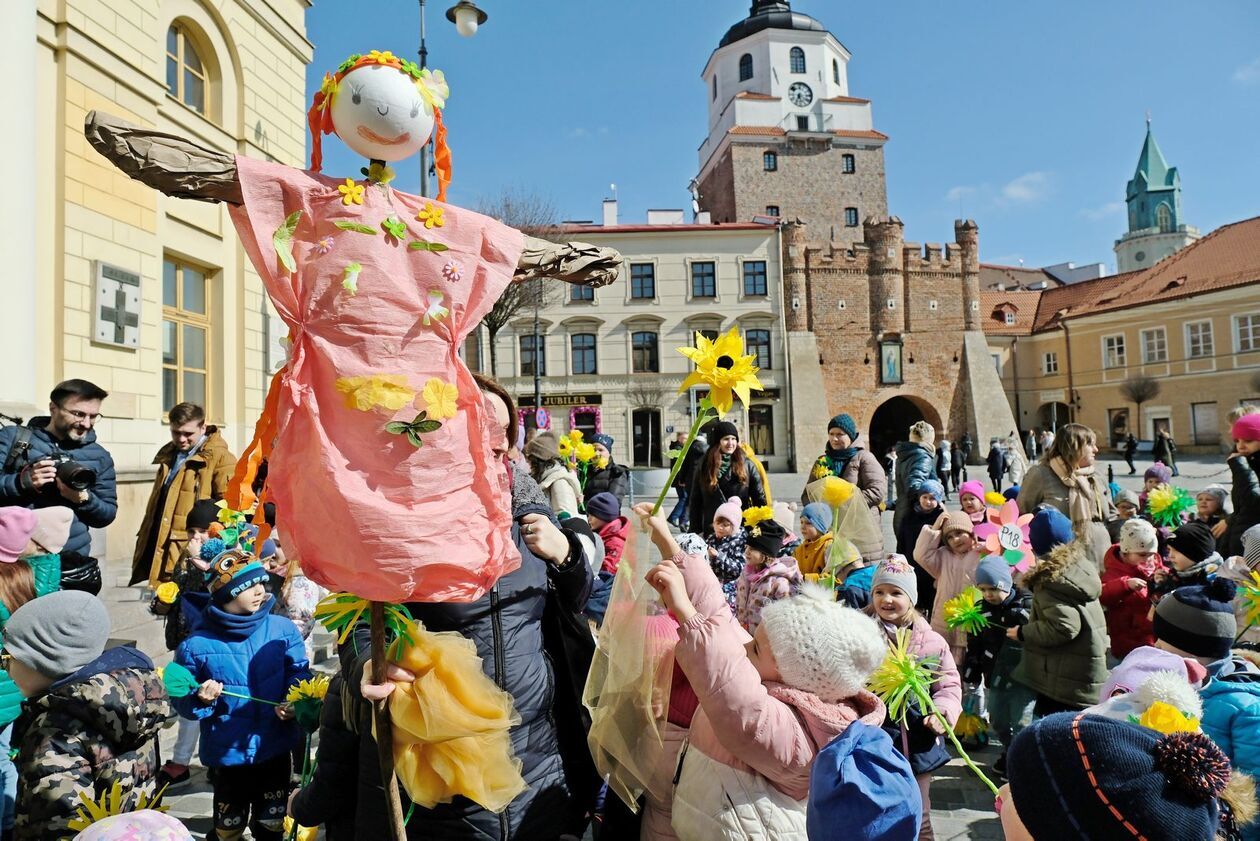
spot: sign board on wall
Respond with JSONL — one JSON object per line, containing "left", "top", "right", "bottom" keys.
{"left": 92, "top": 262, "right": 141, "bottom": 349}
{"left": 517, "top": 394, "right": 604, "bottom": 408}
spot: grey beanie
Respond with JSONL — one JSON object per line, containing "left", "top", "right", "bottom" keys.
{"left": 5, "top": 591, "right": 110, "bottom": 680}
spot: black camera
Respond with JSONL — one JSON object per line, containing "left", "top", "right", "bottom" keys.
{"left": 49, "top": 453, "right": 96, "bottom": 491}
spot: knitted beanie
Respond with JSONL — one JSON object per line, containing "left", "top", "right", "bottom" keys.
{"left": 186, "top": 499, "right": 221, "bottom": 532}
{"left": 207, "top": 549, "right": 270, "bottom": 606}
{"left": 1029, "top": 508, "right": 1074, "bottom": 557}
{"left": 5, "top": 590, "right": 110, "bottom": 679}
{"left": 914, "top": 479, "right": 944, "bottom": 502}
{"left": 1119, "top": 519, "right": 1159, "bottom": 555}
{"left": 1145, "top": 462, "right": 1173, "bottom": 484}
{"left": 1007, "top": 713, "right": 1230, "bottom": 841}
{"left": 591, "top": 433, "right": 614, "bottom": 452}
{"left": 1243, "top": 523, "right": 1260, "bottom": 570}
{"left": 871, "top": 554, "right": 918, "bottom": 605}
{"left": 0, "top": 507, "right": 37, "bottom": 563}
{"left": 1232, "top": 413, "right": 1260, "bottom": 442}
{"left": 938, "top": 510, "right": 974, "bottom": 539}
{"left": 523, "top": 431, "right": 561, "bottom": 462}
{"left": 25, "top": 507, "right": 73, "bottom": 556}
{"left": 746, "top": 519, "right": 787, "bottom": 557}
{"left": 975, "top": 556, "right": 1012, "bottom": 592}
{"left": 585, "top": 492, "right": 621, "bottom": 523}
{"left": 1167, "top": 521, "right": 1216, "bottom": 565}
{"left": 773, "top": 502, "right": 795, "bottom": 534}
{"left": 958, "top": 480, "right": 985, "bottom": 503}
{"left": 1196, "top": 484, "right": 1229, "bottom": 512}
{"left": 828, "top": 413, "right": 858, "bottom": 441}
{"left": 714, "top": 496, "right": 743, "bottom": 528}
{"left": 760, "top": 585, "right": 886, "bottom": 702}
{"left": 1114, "top": 488, "right": 1140, "bottom": 510}
{"left": 908, "top": 421, "right": 934, "bottom": 447}
{"left": 1100, "top": 645, "right": 1202, "bottom": 699}
{"left": 800, "top": 502, "right": 834, "bottom": 534}
{"left": 706, "top": 421, "right": 739, "bottom": 448}
{"left": 1153, "top": 579, "right": 1238, "bottom": 661}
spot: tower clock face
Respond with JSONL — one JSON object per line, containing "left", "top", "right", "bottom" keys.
{"left": 788, "top": 82, "right": 813, "bottom": 106}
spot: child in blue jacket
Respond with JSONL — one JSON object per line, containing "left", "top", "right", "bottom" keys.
{"left": 175, "top": 547, "right": 310, "bottom": 841}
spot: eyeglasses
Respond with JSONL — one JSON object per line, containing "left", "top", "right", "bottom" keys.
{"left": 58, "top": 408, "right": 102, "bottom": 423}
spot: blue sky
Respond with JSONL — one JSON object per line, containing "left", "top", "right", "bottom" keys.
{"left": 306, "top": 1, "right": 1260, "bottom": 271}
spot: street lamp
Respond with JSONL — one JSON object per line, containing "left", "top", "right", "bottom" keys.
{"left": 416, "top": 1, "right": 489, "bottom": 196}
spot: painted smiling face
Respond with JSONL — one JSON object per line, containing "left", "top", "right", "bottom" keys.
{"left": 331, "top": 64, "right": 434, "bottom": 162}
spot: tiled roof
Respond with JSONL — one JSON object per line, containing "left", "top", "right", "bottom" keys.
{"left": 823, "top": 95, "right": 871, "bottom": 104}
{"left": 832, "top": 129, "right": 889, "bottom": 141}
{"left": 979, "top": 290, "right": 1042, "bottom": 336}
{"left": 735, "top": 91, "right": 779, "bottom": 101}
{"left": 728, "top": 125, "right": 787, "bottom": 136}
{"left": 1032, "top": 272, "right": 1134, "bottom": 330}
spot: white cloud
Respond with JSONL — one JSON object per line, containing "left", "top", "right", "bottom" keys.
{"left": 568, "top": 127, "right": 589, "bottom": 138}
{"left": 1000, "top": 171, "right": 1051, "bottom": 204}
{"left": 945, "top": 185, "right": 977, "bottom": 203}
{"left": 1234, "top": 56, "right": 1260, "bottom": 84}
{"left": 1080, "top": 201, "right": 1125, "bottom": 221}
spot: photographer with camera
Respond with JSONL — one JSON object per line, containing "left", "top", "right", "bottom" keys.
{"left": 0, "top": 380, "right": 117, "bottom": 594}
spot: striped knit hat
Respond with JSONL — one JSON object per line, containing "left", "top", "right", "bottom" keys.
{"left": 1153, "top": 579, "right": 1238, "bottom": 661}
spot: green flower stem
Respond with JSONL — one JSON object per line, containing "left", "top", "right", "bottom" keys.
{"left": 222, "top": 689, "right": 280, "bottom": 706}
{"left": 918, "top": 688, "right": 1000, "bottom": 797}
{"left": 650, "top": 407, "right": 716, "bottom": 517}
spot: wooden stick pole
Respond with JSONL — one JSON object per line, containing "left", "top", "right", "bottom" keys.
{"left": 371, "top": 601, "right": 408, "bottom": 840}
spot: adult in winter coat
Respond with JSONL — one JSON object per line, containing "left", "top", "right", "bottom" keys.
{"left": 935, "top": 440, "right": 953, "bottom": 496}
{"left": 524, "top": 432, "right": 582, "bottom": 519}
{"left": 1018, "top": 423, "right": 1117, "bottom": 569}
{"left": 689, "top": 422, "right": 767, "bottom": 540}
{"left": 0, "top": 379, "right": 117, "bottom": 594}
{"left": 669, "top": 436, "right": 708, "bottom": 530}
{"left": 892, "top": 421, "right": 936, "bottom": 536}
{"left": 985, "top": 443, "right": 1007, "bottom": 492}
{"left": 348, "top": 378, "right": 593, "bottom": 841}
{"left": 1224, "top": 414, "right": 1260, "bottom": 558}
{"left": 582, "top": 433, "right": 630, "bottom": 506}
{"left": 1201, "top": 650, "right": 1260, "bottom": 841}
{"left": 131, "top": 402, "right": 237, "bottom": 586}
{"left": 1012, "top": 539, "right": 1109, "bottom": 713}
{"left": 949, "top": 443, "right": 964, "bottom": 492}
{"left": 1152, "top": 428, "right": 1179, "bottom": 476}
{"left": 1124, "top": 434, "right": 1139, "bottom": 475}
{"left": 289, "top": 674, "right": 357, "bottom": 840}
{"left": 806, "top": 414, "right": 886, "bottom": 560}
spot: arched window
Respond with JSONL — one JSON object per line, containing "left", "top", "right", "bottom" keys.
{"left": 1156, "top": 203, "right": 1173, "bottom": 233}
{"left": 166, "top": 23, "right": 208, "bottom": 114}
{"left": 832, "top": 59, "right": 840, "bottom": 84}
{"left": 789, "top": 47, "right": 806, "bottom": 74}
{"left": 739, "top": 53, "right": 753, "bottom": 81}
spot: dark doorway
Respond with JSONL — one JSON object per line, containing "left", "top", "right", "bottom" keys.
{"left": 1036, "top": 402, "right": 1071, "bottom": 432}
{"left": 632, "top": 408, "right": 663, "bottom": 467}
{"left": 869, "top": 396, "right": 929, "bottom": 466}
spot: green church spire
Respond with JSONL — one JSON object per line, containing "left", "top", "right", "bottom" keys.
{"left": 1125, "top": 117, "right": 1181, "bottom": 234}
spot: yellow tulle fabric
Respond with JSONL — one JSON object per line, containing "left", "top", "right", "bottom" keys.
{"left": 386, "top": 620, "right": 526, "bottom": 812}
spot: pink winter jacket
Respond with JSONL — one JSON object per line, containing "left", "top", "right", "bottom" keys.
{"left": 914, "top": 525, "right": 981, "bottom": 657}
{"left": 670, "top": 549, "right": 886, "bottom": 800}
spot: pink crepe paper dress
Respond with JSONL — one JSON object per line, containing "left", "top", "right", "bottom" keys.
{"left": 229, "top": 156, "right": 524, "bottom": 603}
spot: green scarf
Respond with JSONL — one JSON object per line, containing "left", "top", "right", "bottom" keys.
{"left": 718, "top": 453, "right": 733, "bottom": 480}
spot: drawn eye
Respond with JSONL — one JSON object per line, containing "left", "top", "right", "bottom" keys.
{"left": 410, "top": 101, "right": 421, "bottom": 119}
{"left": 351, "top": 86, "right": 362, "bottom": 106}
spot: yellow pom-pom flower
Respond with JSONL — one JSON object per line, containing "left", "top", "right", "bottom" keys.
{"left": 984, "top": 491, "right": 1007, "bottom": 507}
{"left": 155, "top": 582, "right": 180, "bottom": 605}
{"left": 820, "top": 476, "right": 855, "bottom": 509}
{"left": 743, "top": 506, "right": 774, "bottom": 528}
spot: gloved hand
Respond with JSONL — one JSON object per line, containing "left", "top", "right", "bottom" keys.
{"left": 0, "top": 671, "right": 25, "bottom": 727}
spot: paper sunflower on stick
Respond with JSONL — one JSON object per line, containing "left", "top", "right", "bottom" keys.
{"left": 867, "top": 628, "right": 999, "bottom": 796}
{"left": 650, "top": 327, "right": 763, "bottom": 515}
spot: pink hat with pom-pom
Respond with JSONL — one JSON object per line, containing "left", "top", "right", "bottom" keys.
{"left": 713, "top": 497, "right": 743, "bottom": 529}
{"left": 0, "top": 507, "right": 37, "bottom": 563}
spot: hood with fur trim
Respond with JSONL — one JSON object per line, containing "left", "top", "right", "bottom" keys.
{"left": 1023, "top": 540, "right": 1100, "bottom": 604}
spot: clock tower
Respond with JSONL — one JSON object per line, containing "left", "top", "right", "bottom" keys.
{"left": 695, "top": 1, "right": 889, "bottom": 241}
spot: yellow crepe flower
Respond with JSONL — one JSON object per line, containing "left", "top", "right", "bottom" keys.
{"left": 67, "top": 781, "right": 169, "bottom": 832}
{"left": 1138, "top": 701, "right": 1200, "bottom": 735}
{"left": 421, "top": 378, "right": 459, "bottom": 421}
{"left": 568, "top": 429, "right": 584, "bottom": 442}
{"left": 367, "top": 162, "right": 396, "bottom": 185}
{"left": 558, "top": 437, "right": 572, "bottom": 457}
{"left": 820, "top": 476, "right": 855, "bottom": 509}
{"left": 984, "top": 491, "right": 1007, "bottom": 507}
{"left": 155, "top": 582, "right": 180, "bottom": 604}
{"left": 743, "top": 506, "right": 774, "bottom": 528}
{"left": 677, "top": 327, "right": 763, "bottom": 417}
{"left": 286, "top": 674, "right": 331, "bottom": 705}
{"left": 1242, "top": 570, "right": 1260, "bottom": 629}
{"left": 596, "top": 456, "right": 609, "bottom": 470}
{"left": 335, "top": 374, "right": 416, "bottom": 412}
{"left": 417, "top": 202, "right": 445, "bottom": 229}
{"left": 338, "top": 178, "right": 365, "bottom": 206}
{"left": 575, "top": 442, "right": 597, "bottom": 463}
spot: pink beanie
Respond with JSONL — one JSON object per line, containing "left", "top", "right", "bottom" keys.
{"left": 1233, "top": 414, "right": 1260, "bottom": 443}
{"left": 713, "top": 496, "right": 743, "bottom": 528}
{"left": 0, "top": 507, "right": 38, "bottom": 563}
{"left": 958, "top": 480, "right": 985, "bottom": 502}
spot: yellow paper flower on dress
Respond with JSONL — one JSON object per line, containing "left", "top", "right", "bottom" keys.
{"left": 338, "top": 178, "right": 365, "bottom": 206}
{"left": 155, "top": 582, "right": 180, "bottom": 605}
{"left": 678, "top": 327, "right": 763, "bottom": 417}
{"left": 416, "top": 68, "right": 449, "bottom": 112}
{"left": 367, "top": 162, "right": 396, "bottom": 185}
{"left": 417, "top": 202, "right": 445, "bottom": 229}
{"left": 1138, "top": 700, "right": 1200, "bottom": 735}
{"left": 421, "top": 378, "right": 459, "bottom": 421}
{"left": 820, "top": 476, "right": 855, "bottom": 509}
{"left": 335, "top": 374, "right": 416, "bottom": 412}
{"left": 366, "top": 49, "right": 397, "bottom": 65}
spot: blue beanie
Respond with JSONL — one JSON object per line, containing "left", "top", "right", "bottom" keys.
{"left": 1002, "top": 485, "right": 1020, "bottom": 501}
{"left": 586, "top": 492, "right": 621, "bottom": 523}
{"left": 801, "top": 502, "right": 834, "bottom": 534}
{"left": 976, "top": 556, "right": 1013, "bottom": 591}
{"left": 914, "top": 479, "right": 944, "bottom": 502}
{"left": 828, "top": 413, "right": 858, "bottom": 442}
{"left": 1029, "top": 508, "right": 1074, "bottom": 556}
{"left": 257, "top": 538, "right": 278, "bottom": 560}
{"left": 209, "top": 557, "right": 269, "bottom": 606}
{"left": 807, "top": 721, "right": 921, "bottom": 841}
{"left": 592, "top": 433, "right": 614, "bottom": 452}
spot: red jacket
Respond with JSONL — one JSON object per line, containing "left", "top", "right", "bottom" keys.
{"left": 598, "top": 516, "right": 630, "bottom": 575}
{"left": 1100, "top": 545, "right": 1167, "bottom": 658}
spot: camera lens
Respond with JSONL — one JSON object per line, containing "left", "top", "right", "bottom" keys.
{"left": 55, "top": 460, "right": 96, "bottom": 491}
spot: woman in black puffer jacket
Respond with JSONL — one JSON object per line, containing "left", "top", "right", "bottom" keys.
{"left": 687, "top": 421, "right": 767, "bottom": 539}
{"left": 341, "top": 377, "right": 594, "bottom": 841}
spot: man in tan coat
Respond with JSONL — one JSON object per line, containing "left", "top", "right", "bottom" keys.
{"left": 130, "top": 403, "right": 236, "bottom": 587}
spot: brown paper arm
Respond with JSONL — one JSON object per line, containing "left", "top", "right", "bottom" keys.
{"left": 84, "top": 110, "right": 242, "bottom": 205}
{"left": 515, "top": 235, "right": 621, "bottom": 288}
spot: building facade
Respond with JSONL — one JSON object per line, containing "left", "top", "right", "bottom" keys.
{"left": 2, "top": 0, "right": 311, "bottom": 563}
{"left": 477, "top": 215, "right": 797, "bottom": 472}
{"left": 1115, "top": 121, "right": 1200, "bottom": 273}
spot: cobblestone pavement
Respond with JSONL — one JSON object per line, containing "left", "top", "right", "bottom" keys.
{"left": 109, "top": 453, "right": 1226, "bottom": 838}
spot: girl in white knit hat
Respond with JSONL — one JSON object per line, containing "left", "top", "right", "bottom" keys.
{"left": 633, "top": 503, "right": 887, "bottom": 840}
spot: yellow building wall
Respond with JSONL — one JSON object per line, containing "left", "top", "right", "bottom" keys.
{"left": 33, "top": 0, "right": 311, "bottom": 563}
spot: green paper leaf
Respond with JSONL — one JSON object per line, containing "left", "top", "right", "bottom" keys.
{"left": 334, "top": 221, "right": 377, "bottom": 235}
{"left": 415, "top": 420, "right": 442, "bottom": 434}
{"left": 272, "top": 210, "right": 301, "bottom": 273}
{"left": 384, "top": 421, "right": 410, "bottom": 435}
{"left": 408, "top": 240, "right": 450, "bottom": 252}
{"left": 382, "top": 217, "right": 408, "bottom": 241}
{"left": 406, "top": 430, "right": 423, "bottom": 448}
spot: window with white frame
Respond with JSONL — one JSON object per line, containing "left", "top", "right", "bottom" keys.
{"left": 745, "top": 328, "right": 771, "bottom": 369}
{"left": 1186, "top": 321, "right": 1214, "bottom": 359}
{"left": 1004, "top": 312, "right": 1016, "bottom": 325}
{"left": 1043, "top": 351, "right": 1059, "bottom": 374}
{"left": 1103, "top": 334, "right": 1127, "bottom": 368}
{"left": 789, "top": 47, "right": 806, "bottom": 74}
{"left": 1237, "top": 314, "right": 1260, "bottom": 353}
{"left": 1141, "top": 327, "right": 1168, "bottom": 363}
{"left": 571, "top": 333, "right": 597, "bottom": 375}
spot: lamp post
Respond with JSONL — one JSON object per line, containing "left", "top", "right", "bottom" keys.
{"left": 417, "top": 1, "right": 489, "bottom": 197}
{"left": 533, "top": 280, "right": 542, "bottom": 426}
